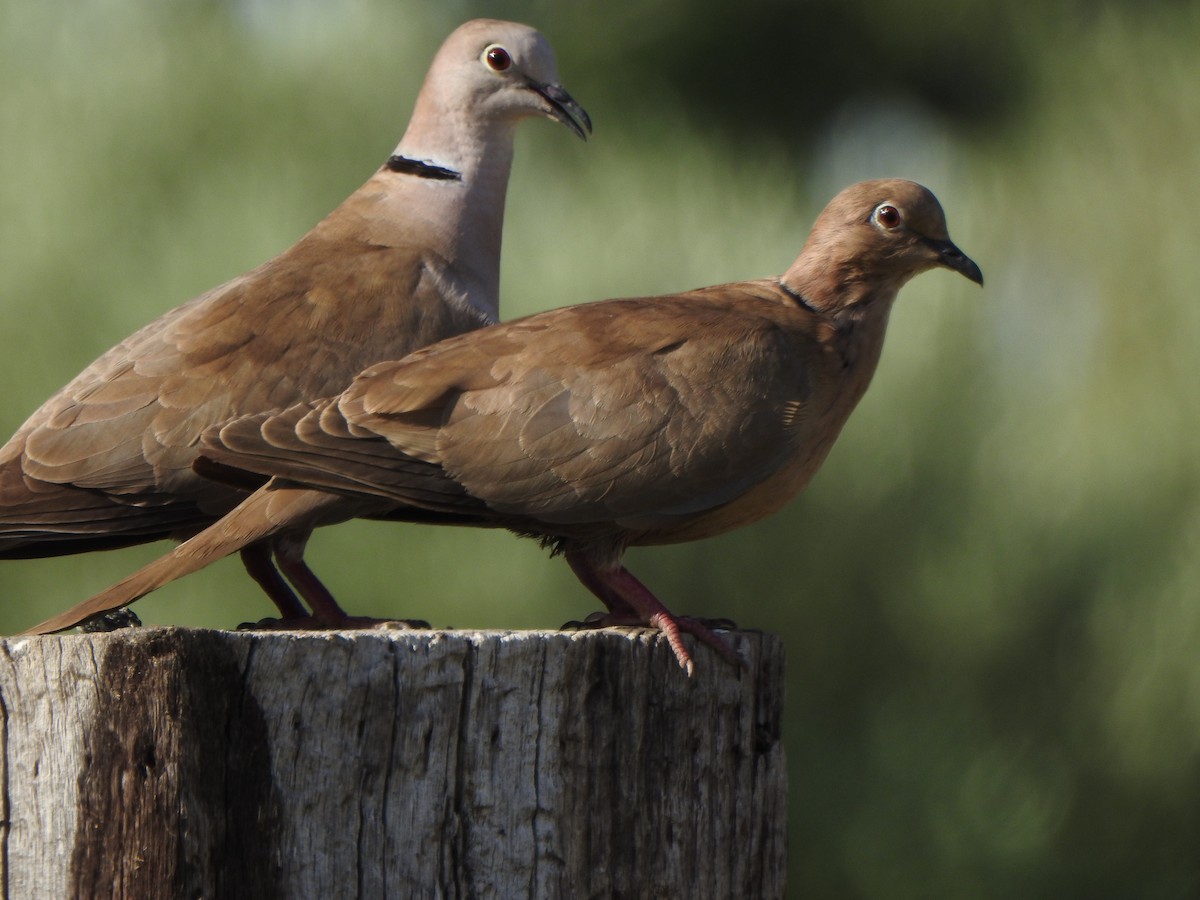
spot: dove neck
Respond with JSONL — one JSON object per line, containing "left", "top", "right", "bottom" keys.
{"left": 338, "top": 115, "right": 517, "bottom": 321}
{"left": 780, "top": 248, "right": 903, "bottom": 387}
{"left": 411, "top": 126, "right": 514, "bottom": 315}
{"left": 780, "top": 249, "right": 904, "bottom": 325}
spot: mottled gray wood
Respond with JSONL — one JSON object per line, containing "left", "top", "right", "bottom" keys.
{"left": 0, "top": 627, "right": 786, "bottom": 899}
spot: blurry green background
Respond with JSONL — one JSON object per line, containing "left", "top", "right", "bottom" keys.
{"left": 2, "top": 0, "right": 1198, "bottom": 895}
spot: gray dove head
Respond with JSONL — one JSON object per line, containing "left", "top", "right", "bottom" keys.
{"left": 424, "top": 19, "right": 591, "bottom": 140}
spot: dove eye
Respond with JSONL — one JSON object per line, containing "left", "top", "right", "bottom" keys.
{"left": 873, "top": 204, "right": 902, "bottom": 229}
{"left": 483, "top": 45, "right": 512, "bottom": 72}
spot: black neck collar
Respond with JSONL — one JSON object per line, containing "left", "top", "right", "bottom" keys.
{"left": 385, "top": 155, "right": 462, "bottom": 182}
{"left": 776, "top": 280, "right": 821, "bottom": 314}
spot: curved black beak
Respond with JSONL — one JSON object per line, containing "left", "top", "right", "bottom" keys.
{"left": 530, "top": 82, "right": 592, "bottom": 141}
{"left": 931, "top": 238, "right": 984, "bottom": 286}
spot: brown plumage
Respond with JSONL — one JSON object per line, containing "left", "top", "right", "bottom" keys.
{"left": 24, "top": 180, "right": 982, "bottom": 672}
{"left": 0, "top": 20, "right": 589, "bottom": 620}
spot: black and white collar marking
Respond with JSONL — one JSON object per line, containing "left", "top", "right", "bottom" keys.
{"left": 385, "top": 155, "right": 463, "bottom": 181}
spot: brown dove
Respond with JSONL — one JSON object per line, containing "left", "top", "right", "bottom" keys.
{"left": 24, "top": 180, "right": 982, "bottom": 671}
{"left": 0, "top": 19, "right": 589, "bottom": 623}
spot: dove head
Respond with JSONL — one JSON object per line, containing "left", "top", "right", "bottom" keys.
{"left": 783, "top": 179, "right": 982, "bottom": 314}
{"left": 376, "top": 20, "right": 591, "bottom": 316}
{"left": 414, "top": 20, "right": 591, "bottom": 142}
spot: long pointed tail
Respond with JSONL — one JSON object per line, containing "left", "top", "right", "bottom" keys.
{"left": 20, "top": 485, "right": 344, "bottom": 635}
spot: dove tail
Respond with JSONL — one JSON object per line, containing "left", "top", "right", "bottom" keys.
{"left": 19, "top": 484, "right": 334, "bottom": 635}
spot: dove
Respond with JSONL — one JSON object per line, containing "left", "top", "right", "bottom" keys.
{"left": 0, "top": 19, "right": 590, "bottom": 624}
{"left": 24, "top": 180, "right": 982, "bottom": 672}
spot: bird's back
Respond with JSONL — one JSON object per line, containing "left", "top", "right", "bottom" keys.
{"left": 0, "top": 226, "right": 492, "bottom": 554}
{"left": 195, "top": 281, "right": 889, "bottom": 549}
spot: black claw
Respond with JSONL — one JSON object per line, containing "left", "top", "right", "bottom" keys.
{"left": 81, "top": 607, "right": 143, "bottom": 633}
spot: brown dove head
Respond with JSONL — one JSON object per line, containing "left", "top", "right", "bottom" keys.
{"left": 416, "top": 19, "right": 591, "bottom": 141}
{"left": 784, "top": 179, "right": 982, "bottom": 314}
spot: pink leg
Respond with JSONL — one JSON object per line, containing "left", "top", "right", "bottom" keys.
{"left": 565, "top": 551, "right": 740, "bottom": 674}
{"left": 242, "top": 534, "right": 429, "bottom": 631}
{"left": 240, "top": 542, "right": 307, "bottom": 619}
{"left": 564, "top": 553, "right": 640, "bottom": 621}
{"left": 274, "top": 544, "right": 352, "bottom": 624}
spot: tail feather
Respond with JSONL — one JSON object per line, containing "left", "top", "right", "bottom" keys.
{"left": 20, "top": 484, "right": 344, "bottom": 635}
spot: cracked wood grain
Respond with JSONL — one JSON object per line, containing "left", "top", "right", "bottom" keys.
{"left": 0, "top": 628, "right": 786, "bottom": 899}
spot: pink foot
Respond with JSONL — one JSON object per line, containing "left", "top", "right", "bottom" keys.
{"left": 565, "top": 551, "right": 741, "bottom": 674}
{"left": 238, "top": 615, "right": 430, "bottom": 632}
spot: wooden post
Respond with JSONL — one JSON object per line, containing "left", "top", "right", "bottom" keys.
{"left": 0, "top": 628, "right": 786, "bottom": 898}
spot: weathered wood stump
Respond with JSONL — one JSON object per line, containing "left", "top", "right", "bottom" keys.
{"left": 0, "top": 627, "right": 786, "bottom": 898}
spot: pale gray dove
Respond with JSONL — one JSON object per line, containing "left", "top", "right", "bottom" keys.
{"left": 1, "top": 19, "right": 589, "bottom": 625}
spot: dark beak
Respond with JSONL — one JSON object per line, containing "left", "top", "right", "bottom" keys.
{"left": 530, "top": 82, "right": 592, "bottom": 141}
{"left": 931, "top": 238, "right": 984, "bottom": 286}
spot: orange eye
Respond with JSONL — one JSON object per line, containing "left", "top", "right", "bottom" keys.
{"left": 874, "top": 204, "right": 901, "bottom": 229}
{"left": 483, "top": 45, "right": 512, "bottom": 71}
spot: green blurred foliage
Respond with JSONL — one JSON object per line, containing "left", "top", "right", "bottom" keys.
{"left": 2, "top": 0, "right": 1199, "bottom": 895}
